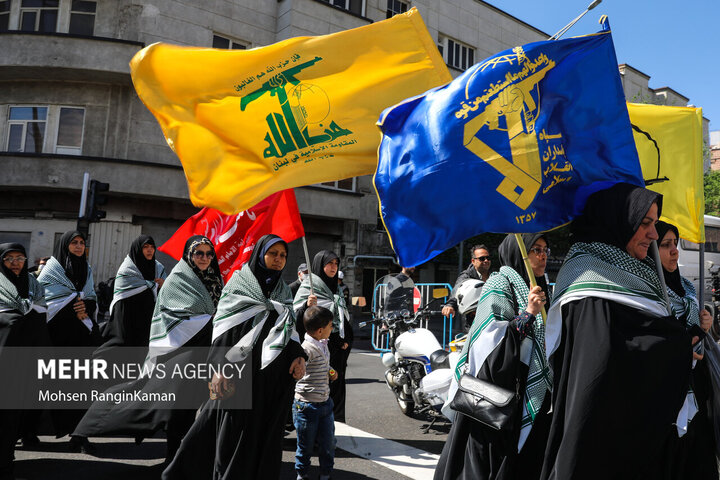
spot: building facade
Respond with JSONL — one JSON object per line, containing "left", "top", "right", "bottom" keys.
{"left": 0, "top": 0, "right": 707, "bottom": 304}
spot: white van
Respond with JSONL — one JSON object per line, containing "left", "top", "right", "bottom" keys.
{"left": 677, "top": 214, "right": 720, "bottom": 316}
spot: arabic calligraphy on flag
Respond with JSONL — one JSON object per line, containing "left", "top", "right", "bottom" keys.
{"left": 130, "top": 7, "right": 451, "bottom": 214}
{"left": 374, "top": 25, "right": 644, "bottom": 267}
{"left": 159, "top": 190, "right": 304, "bottom": 281}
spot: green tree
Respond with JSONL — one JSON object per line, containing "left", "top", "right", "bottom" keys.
{"left": 705, "top": 170, "right": 720, "bottom": 216}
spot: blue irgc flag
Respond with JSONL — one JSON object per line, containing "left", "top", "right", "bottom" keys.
{"left": 374, "top": 26, "right": 644, "bottom": 267}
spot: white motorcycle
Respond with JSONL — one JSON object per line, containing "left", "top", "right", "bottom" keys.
{"left": 360, "top": 274, "right": 459, "bottom": 422}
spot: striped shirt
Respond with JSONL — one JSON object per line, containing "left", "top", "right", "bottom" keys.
{"left": 294, "top": 335, "right": 330, "bottom": 403}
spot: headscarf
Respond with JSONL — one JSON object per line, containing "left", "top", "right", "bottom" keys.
{"left": 129, "top": 235, "right": 157, "bottom": 281}
{"left": 54, "top": 231, "right": 88, "bottom": 291}
{"left": 571, "top": 183, "right": 663, "bottom": 250}
{"left": 247, "top": 235, "right": 288, "bottom": 297}
{"left": 294, "top": 250, "right": 348, "bottom": 338}
{"left": 498, "top": 233, "right": 549, "bottom": 295}
{"left": 212, "top": 234, "right": 298, "bottom": 369}
{"left": 0, "top": 243, "right": 29, "bottom": 298}
{"left": 182, "top": 235, "right": 223, "bottom": 306}
{"left": 311, "top": 250, "right": 339, "bottom": 294}
{"left": 656, "top": 221, "right": 685, "bottom": 297}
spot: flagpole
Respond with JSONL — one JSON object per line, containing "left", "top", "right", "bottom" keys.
{"left": 650, "top": 240, "right": 673, "bottom": 316}
{"left": 548, "top": 0, "right": 602, "bottom": 40}
{"left": 301, "top": 236, "right": 314, "bottom": 293}
{"left": 514, "top": 234, "right": 548, "bottom": 324}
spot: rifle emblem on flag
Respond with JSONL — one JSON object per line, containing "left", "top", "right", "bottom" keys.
{"left": 239, "top": 55, "right": 354, "bottom": 161}
{"left": 459, "top": 46, "right": 570, "bottom": 211}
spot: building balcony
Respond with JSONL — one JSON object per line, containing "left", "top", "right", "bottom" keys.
{"left": 0, "top": 152, "right": 189, "bottom": 201}
{"left": 0, "top": 31, "right": 143, "bottom": 84}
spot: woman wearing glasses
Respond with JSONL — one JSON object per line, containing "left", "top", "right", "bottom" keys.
{"left": 73, "top": 235, "right": 222, "bottom": 462}
{"left": 0, "top": 243, "right": 50, "bottom": 478}
{"left": 95, "top": 235, "right": 167, "bottom": 362}
{"left": 435, "top": 233, "right": 552, "bottom": 480}
{"left": 541, "top": 184, "right": 692, "bottom": 479}
{"left": 163, "top": 234, "right": 307, "bottom": 480}
{"left": 655, "top": 221, "right": 717, "bottom": 479}
{"left": 37, "top": 230, "right": 100, "bottom": 451}
{"left": 294, "top": 250, "right": 353, "bottom": 422}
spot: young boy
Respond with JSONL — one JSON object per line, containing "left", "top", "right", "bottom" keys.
{"left": 293, "top": 306, "right": 337, "bottom": 480}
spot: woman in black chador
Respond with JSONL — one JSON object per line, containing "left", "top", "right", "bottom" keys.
{"left": 0, "top": 243, "right": 50, "bottom": 478}
{"left": 94, "top": 235, "right": 166, "bottom": 362}
{"left": 73, "top": 235, "right": 221, "bottom": 462}
{"left": 163, "top": 234, "right": 307, "bottom": 479}
{"left": 37, "top": 230, "right": 100, "bottom": 451}
{"left": 655, "top": 220, "right": 718, "bottom": 479}
{"left": 541, "top": 184, "right": 693, "bottom": 479}
{"left": 434, "top": 233, "right": 552, "bottom": 480}
{"left": 294, "top": 250, "right": 353, "bottom": 421}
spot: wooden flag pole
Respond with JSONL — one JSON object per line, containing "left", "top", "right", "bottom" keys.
{"left": 301, "top": 236, "right": 314, "bottom": 294}
{"left": 514, "top": 234, "right": 548, "bottom": 324}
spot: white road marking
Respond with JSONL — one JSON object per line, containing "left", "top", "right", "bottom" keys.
{"left": 335, "top": 422, "right": 439, "bottom": 480}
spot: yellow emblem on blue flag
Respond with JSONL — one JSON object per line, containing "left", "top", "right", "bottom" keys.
{"left": 375, "top": 25, "right": 644, "bottom": 267}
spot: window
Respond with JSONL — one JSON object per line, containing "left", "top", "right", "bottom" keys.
{"left": 0, "top": 0, "right": 10, "bottom": 32}
{"left": 681, "top": 227, "right": 720, "bottom": 253}
{"left": 20, "top": 0, "right": 58, "bottom": 33}
{"left": 5, "top": 105, "right": 85, "bottom": 154}
{"left": 7, "top": 107, "right": 47, "bottom": 153}
{"left": 386, "top": 0, "right": 408, "bottom": 18}
{"left": 68, "top": 0, "right": 95, "bottom": 36}
{"left": 212, "top": 34, "right": 248, "bottom": 50}
{"left": 438, "top": 36, "right": 475, "bottom": 71}
{"left": 319, "top": 0, "right": 364, "bottom": 17}
{"left": 55, "top": 107, "right": 84, "bottom": 154}
{"left": 317, "top": 177, "right": 356, "bottom": 192}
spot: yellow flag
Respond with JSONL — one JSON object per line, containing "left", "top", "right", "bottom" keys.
{"left": 628, "top": 103, "right": 705, "bottom": 243}
{"left": 130, "top": 8, "right": 451, "bottom": 214}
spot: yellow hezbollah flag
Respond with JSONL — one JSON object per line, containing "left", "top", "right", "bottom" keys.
{"left": 130, "top": 8, "right": 451, "bottom": 214}
{"left": 629, "top": 103, "right": 705, "bottom": 243}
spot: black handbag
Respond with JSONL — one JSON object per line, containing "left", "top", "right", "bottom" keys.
{"left": 449, "top": 372, "right": 519, "bottom": 431}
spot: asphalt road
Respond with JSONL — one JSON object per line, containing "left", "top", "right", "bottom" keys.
{"left": 12, "top": 338, "right": 449, "bottom": 480}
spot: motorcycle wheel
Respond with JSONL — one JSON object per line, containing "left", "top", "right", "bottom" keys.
{"left": 394, "top": 388, "right": 414, "bottom": 416}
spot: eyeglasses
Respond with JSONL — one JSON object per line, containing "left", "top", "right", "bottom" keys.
{"left": 3, "top": 256, "right": 27, "bottom": 264}
{"left": 472, "top": 256, "right": 491, "bottom": 262}
{"left": 192, "top": 251, "right": 215, "bottom": 259}
{"left": 529, "top": 247, "right": 551, "bottom": 256}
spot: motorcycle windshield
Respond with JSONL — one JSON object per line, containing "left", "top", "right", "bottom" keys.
{"left": 378, "top": 273, "right": 415, "bottom": 318}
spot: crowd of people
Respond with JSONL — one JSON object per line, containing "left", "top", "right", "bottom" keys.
{"left": 0, "top": 182, "right": 718, "bottom": 479}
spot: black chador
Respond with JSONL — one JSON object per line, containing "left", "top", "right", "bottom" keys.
{"left": 163, "top": 234, "right": 306, "bottom": 480}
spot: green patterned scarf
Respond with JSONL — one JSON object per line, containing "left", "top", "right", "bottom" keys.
{"left": 293, "top": 273, "right": 349, "bottom": 338}
{"left": 37, "top": 256, "right": 96, "bottom": 321}
{"left": 546, "top": 241, "right": 669, "bottom": 358}
{"left": 109, "top": 255, "right": 166, "bottom": 316}
{"left": 212, "top": 264, "right": 298, "bottom": 369}
{"left": 146, "top": 259, "right": 216, "bottom": 367}
{"left": 0, "top": 271, "right": 46, "bottom": 315}
{"left": 449, "top": 266, "right": 551, "bottom": 451}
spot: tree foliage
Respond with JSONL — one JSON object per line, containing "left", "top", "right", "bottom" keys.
{"left": 705, "top": 170, "right": 720, "bottom": 216}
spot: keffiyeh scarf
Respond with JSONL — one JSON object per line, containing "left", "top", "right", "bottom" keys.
{"left": 212, "top": 264, "right": 298, "bottom": 369}
{"left": 293, "top": 273, "right": 349, "bottom": 338}
{"left": 109, "top": 255, "right": 166, "bottom": 316}
{"left": 0, "top": 271, "right": 46, "bottom": 315}
{"left": 449, "top": 266, "right": 551, "bottom": 451}
{"left": 37, "top": 256, "right": 96, "bottom": 321}
{"left": 146, "top": 259, "right": 216, "bottom": 367}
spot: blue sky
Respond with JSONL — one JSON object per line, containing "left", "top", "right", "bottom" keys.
{"left": 485, "top": 0, "right": 720, "bottom": 130}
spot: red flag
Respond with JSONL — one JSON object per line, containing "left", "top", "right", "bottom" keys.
{"left": 159, "top": 189, "right": 304, "bottom": 280}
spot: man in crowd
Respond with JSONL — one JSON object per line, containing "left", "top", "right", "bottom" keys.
{"left": 441, "top": 244, "right": 492, "bottom": 330}
{"left": 290, "top": 262, "right": 309, "bottom": 297}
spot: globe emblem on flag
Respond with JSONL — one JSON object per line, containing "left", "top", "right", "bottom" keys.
{"left": 287, "top": 83, "right": 330, "bottom": 125}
